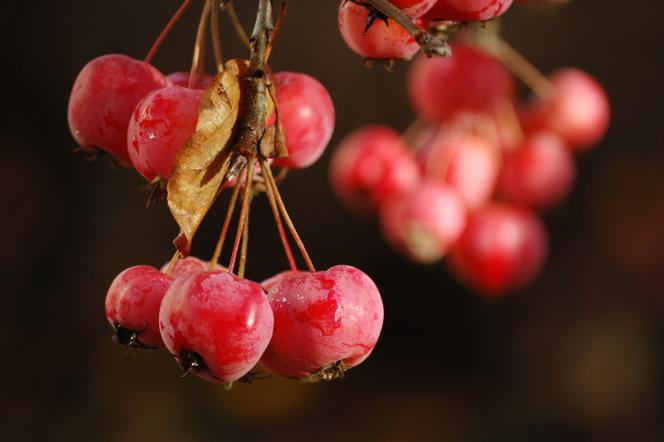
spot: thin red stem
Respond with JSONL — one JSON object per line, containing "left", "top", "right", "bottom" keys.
{"left": 263, "top": 161, "right": 316, "bottom": 273}
{"left": 209, "top": 179, "right": 242, "bottom": 268}
{"left": 228, "top": 158, "right": 256, "bottom": 274}
{"left": 145, "top": 0, "right": 193, "bottom": 64}
{"left": 260, "top": 159, "right": 298, "bottom": 272}
{"left": 210, "top": 0, "right": 224, "bottom": 73}
{"left": 226, "top": 1, "right": 251, "bottom": 49}
{"left": 189, "top": 0, "right": 213, "bottom": 89}
{"left": 164, "top": 250, "right": 180, "bottom": 276}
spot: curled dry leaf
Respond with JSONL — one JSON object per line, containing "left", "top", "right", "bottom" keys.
{"left": 167, "top": 59, "right": 276, "bottom": 255}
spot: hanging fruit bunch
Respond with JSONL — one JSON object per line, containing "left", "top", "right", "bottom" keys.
{"left": 67, "top": 0, "right": 390, "bottom": 386}
{"left": 331, "top": 0, "right": 610, "bottom": 298}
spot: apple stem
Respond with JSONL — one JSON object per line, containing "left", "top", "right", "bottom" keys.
{"left": 145, "top": 0, "right": 193, "bottom": 64}
{"left": 210, "top": 0, "right": 224, "bottom": 73}
{"left": 164, "top": 250, "right": 180, "bottom": 276}
{"left": 209, "top": 178, "right": 242, "bottom": 268}
{"left": 263, "top": 160, "right": 316, "bottom": 273}
{"left": 188, "top": 0, "right": 213, "bottom": 89}
{"left": 224, "top": 0, "right": 251, "bottom": 49}
{"left": 260, "top": 159, "right": 298, "bottom": 272}
{"left": 228, "top": 158, "right": 256, "bottom": 275}
{"left": 265, "top": 3, "right": 287, "bottom": 62}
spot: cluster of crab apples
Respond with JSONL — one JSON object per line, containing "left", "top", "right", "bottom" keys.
{"left": 331, "top": 39, "right": 610, "bottom": 297}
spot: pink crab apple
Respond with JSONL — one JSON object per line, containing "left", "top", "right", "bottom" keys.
{"left": 127, "top": 86, "right": 203, "bottom": 181}
{"left": 423, "top": 120, "right": 502, "bottom": 210}
{"left": 330, "top": 125, "right": 421, "bottom": 214}
{"left": 159, "top": 256, "right": 224, "bottom": 279}
{"left": 522, "top": 68, "right": 610, "bottom": 150}
{"left": 500, "top": 131, "right": 576, "bottom": 210}
{"left": 105, "top": 265, "right": 173, "bottom": 348}
{"left": 68, "top": 54, "right": 171, "bottom": 165}
{"left": 166, "top": 72, "right": 213, "bottom": 90}
{"left": 159, "top": 270, "right": 274, "bottom": 384}
{"left": 260, "top": 265, "right": 384, "bottom": 381}
{"left": 423, "top": 0, "right": 514, "bottom": 22}
{"left": 381, "top": 180, "right": 467, "bottom": 263}
{"left": 448, "top": 203, "right": 548, "bottom": 297}
{"left": 408, "top": 44, "right": 514, "bottom": 122}
{"left": 338, "top": 1, "right": 424, "bottom": 60}
{"left": 272, "top": 72, "right": 335, "bottom": 169}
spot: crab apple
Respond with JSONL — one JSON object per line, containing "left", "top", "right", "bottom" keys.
{"left": 166, "top": 72, "right": 213, "bottom": 90}
{"left": 159, "top": 256, "right": 224, "bottom": 280}
{"left": 272, "top": 72, "right": 335, "bottom": 169}
{"left": 260, "top": 265, "right": 384, "bottom": 380}
{"left": 338, "top": 1, "right": 423, "bottom": 60}
{"left": 380, "top": 180, "right": 467, "bottom": 263}
{"left": 391, "top": 0, "right": 439, "bottom": 17}
{"left": 500, "top": 131, "right": 576, "bottom": 210}
{"left": 408, "top": 44, "right": 514, "bottom": 122}
{"left": 330, "top": 125, "right": 421, "bottom": 214}
{"left": 68, "top": 54, "right": 171, "bottom": 165}
{"left": 424, "top": 122, "right": 502, "bottom": 210}
{"left": 127, "top": 86, "right": 203, "bottom": 181}
{"left": 261, "top": 271, "right": 301, "bottom": 292}
{"left": 522, "top": 69, "right": 610, "bottom": 150}
{"left": 159, "top": 270, "right": 274, "bottom": 384}
{"left": 105, "top": 265, "right": 173, "bottom": 348}
{"left": 448, "top": 203, "right": 548, "bottom": 297}
{"left": 423, "top": 0, "right": 514, "bottom": 22}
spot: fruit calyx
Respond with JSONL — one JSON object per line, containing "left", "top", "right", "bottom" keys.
{"left": 304, "top": 361, "right": 349, "bottom": 383}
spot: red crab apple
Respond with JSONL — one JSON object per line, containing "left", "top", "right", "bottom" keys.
{"left": 159, "top": 270, "right": 274, "bottom": 384}
{"left": 423, "top": 0, "right": 514, "bottom": 22}
{"left": 500, "top": 131, "right": 576, "bottom": 210}
{"left": 260, "top": 265, "right": 384, "bottom": 381}
{"left": 338, "top": 1, "right": 423, "bottom": 60}
{"left": 381, "top": 180, "right": 467, "bottom": 263}
{"left": 105, "top": 265, "right": 173, "bottom": 348}
{"left": 272, "top": 72, "right": 335, "bottom": 169}
{"left": 408, "top": 44, "right": 513, "bottom": 122}
{"left": 522, "top": 68, "right": 610, "bottom": 150}
{"left": 68, "top": 54, "right": 171, "bottom": 165}
{"left": 330, "top": 125, "right": 421, "bottom": 214}
{"left": 166, "top": 72, "right": 213, "bottom": 90}
{"left": 448, "top": 203, "right": 548, "bottom": 297}
{"left": 424, "top": 121, "right": 502, "bottom": 210}
{"left": 127, "top": 86, "right": 203, "bottom": 181}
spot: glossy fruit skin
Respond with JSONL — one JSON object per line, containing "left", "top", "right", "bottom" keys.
{"left": 408, "top": 44, "right": 514, "bottom": 122}
{"left": 159, "top": 256, "right": 223, "bottom": 280}
{"left": 260, "top": 265, "right": 384, "bottom": 379}
{"left": 448, "top": 203, "right": 548, "bottom": 297}
{"left": 330, "top": 125, "right": 421, "bottom": 214}
{"left": 423, "top": 0, "right": 514, "bottom": 22}
{"left": 381, "top": 181, "right": 467, "bottom": 263}
{"left": 391, "top": 0, "right": 438, "bottom": 17}
{"left": 500, "top": 131, "right": 576, "bottom": 210}
{"left": 424, "top": 122, "right": 502, "bottom": 210}
{"left": 338, "top": 1, "right": 423, "bottom": 60}
{"left": 166, "top": 72, "right": 213, "bottom": 90}
{"left": 127, "top": 86, "right": 203, "bottom": 180}
{"left": 523, "top": 69, "right": 610, "bottom": 150}
{"left": 159, "top": 271, "right": 274, "bottom": 383}
{"left": 105, "top": 265, "right": 173, "bottom": 348}
{"left": 68, "top": 54, "right": 171, "bottom": 165}
{"left": 272, "top": 72, "right": 335, "bottom": 169}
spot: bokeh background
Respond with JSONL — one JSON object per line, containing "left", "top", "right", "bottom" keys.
{"left": 1, "top": 1, "right": 663, "bottom": 441}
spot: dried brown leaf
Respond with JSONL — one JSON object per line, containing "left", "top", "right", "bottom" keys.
{"left": 167, "top": 59, "right": 244, "bottom": 247}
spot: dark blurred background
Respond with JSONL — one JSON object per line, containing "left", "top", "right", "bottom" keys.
{"left": 1, "top": 1, "right": 663, "bottom": 441}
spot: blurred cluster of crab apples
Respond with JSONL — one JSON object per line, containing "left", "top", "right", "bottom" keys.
{"left": 331, "top": 36, "right": 609, "bottom": 298}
